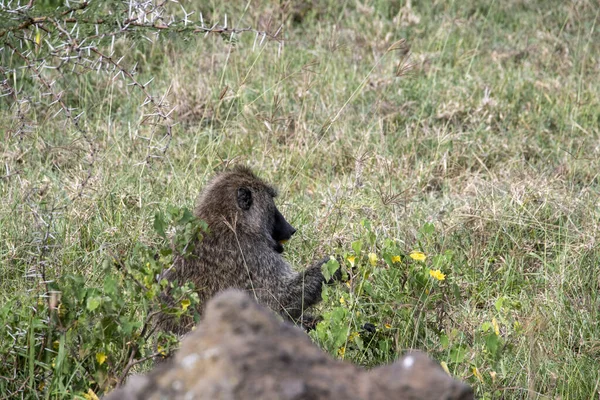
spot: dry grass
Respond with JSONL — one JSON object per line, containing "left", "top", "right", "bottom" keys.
{"left": 1, "top": 0, "right": 599, "bottom": 398}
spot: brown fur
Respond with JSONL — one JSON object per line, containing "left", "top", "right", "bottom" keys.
{"left": 159, "top": 166, "right": 335, "bottom": 334}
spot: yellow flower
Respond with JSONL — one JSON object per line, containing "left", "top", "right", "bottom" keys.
{"left": 348, "top": 331, "right": 360, "bottom": 341}
{"left": 96, "top": 352, "right": 107, "bottom": 366}
{"left": 181, "top": 299, "right": 191, "bottom": 311}
{"left": 409, "top": 251, "right": 426, "bottom": 261}
{"left": 157, "top": 345, "right": 167, "bottom": 356}
{"left": 472, "top": 366, "right": 484, "bottom": 383}
{"left": 83, "top": 389, "right": 99, "bottom": 400}
{"left": 346, "top": 255, "right": 356, "bottom": 266}
{"left": 368, "top": 252, "right": 378, "bottom": 266}
{"left": 440, "top": 361, "right": 450, "bottom": 375}
{"left": 337, "top": 346, "right": 346, "bottom": 357}
{"left": 429, "top": 269, "right": 446, "bottom": 281}
{"left": 384, "top": 323, "right": 392, "bottom": 329}
{"left": 492, "top": 317, "right": 500, "bottom": 336}
{"left": 391, "top": 255, "right": 401, "bottom": 263}
{"left": 339, "top": 296, "right": 346, "bottom": 305}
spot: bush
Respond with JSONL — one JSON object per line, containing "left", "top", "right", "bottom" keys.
{"left": 0, "top": 206, "right": 205, "bottom": 397}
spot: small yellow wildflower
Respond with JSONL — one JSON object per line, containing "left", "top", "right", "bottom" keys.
{"left": 53, "top": 340, "right": 60, "bottom": 350}
{"left": 472, "top": 366, "right": 484, "bottom": 383}
{"left": 96, "top": 352, "right": 107, "bottom": 366}
{"left": 83, "top": 389, "right": 100, "bottom": 400}
{"left": 492, "top": 317, "right": 500, "bottom": 336}
{"left": 368, "top": 252, "right": 378, "bottom": 266}
{"left": 157, "top": 345, "right": 167, "bottom": 356}
{"left": 391, "top": 255, "right": 401, "bottom": 263}
{"left": 337, "top": 346, "right": 346, "bottom": 357}
{"left": 348, "top": 331, "right": 360, "bottom": 341}
{"left": 429, "top": 269, "right": 446, "bottom": 281}
{"left": 440, "top": 361, "right": 450, "bottom": 375}
{"left": 384, "top": 323, "right": 392, "bottom": 329}
{"left": 409, "top": 251, "right": 427, "bottom": 261}
{"left": 339, "top": 296, "right": 346, "bottom": 305}
{"left": 181, "top": 299, "right": 191, "bottom": 311}
{"left": 346, "top": 255, "right": 356, "bottom": 266}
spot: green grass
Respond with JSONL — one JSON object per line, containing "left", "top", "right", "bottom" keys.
{"left": 1, "top": 0, "right": 599, "bottom": 398}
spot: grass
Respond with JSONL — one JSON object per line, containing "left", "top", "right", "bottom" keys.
{"left": 1, "top": 0, "right": 599, "bottom": 398}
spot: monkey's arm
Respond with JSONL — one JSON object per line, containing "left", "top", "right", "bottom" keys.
{"left": 279, "top": 257, "right": 335, "bottom": 320}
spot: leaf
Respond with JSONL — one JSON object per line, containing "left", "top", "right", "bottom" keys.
{"left": 177, "top": 208, "right": 195, "bottom": 225}
{"left": 119, "top": 316, "right": 142, "bottom": 335}
{"left": 362, "top": 280, "right": 373, "bottom": 296}
{"left": 421, "top": 222, "right": 435, "bottom": 235}
{"left": 485, "top": 332, "right": 500, "bottom": 355}
{"left": 354, "top": 335, "right": 364, "bottom": 350}
{"left": 351, "top": 240, "right": 362, "bottom": 256}
{"left": 452, "top": 283, "right": 462, "bottom": 304}
{"left": 153, "top": 212, "right": 167, "bottom": 238}
{"left": 494, "top": 297, "right": 505, "bottom": 312}
{"left": 449, "top": 346, "right": 467, "bottom": 363}
{"left": 481, "top": 322, "right": 491, "bottom": 332}
{"left": 321, "top": 257, "right": 339, "bottom": 282}
{"left": 103, "top": 276, "right": 117, "bottom": 295}
{"left": 440, "top": 334, "right": 449, "bottom": 349}
{"left": 86, "top": 296, "right": 101, "bottom": 312}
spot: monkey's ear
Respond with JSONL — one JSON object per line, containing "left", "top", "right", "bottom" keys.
{"left": 237, "top": 187, "right": 253, "bottom": 210}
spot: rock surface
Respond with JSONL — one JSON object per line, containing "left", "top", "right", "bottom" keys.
{"left": 105, "top": 290, "right": 473, "bottom": 400}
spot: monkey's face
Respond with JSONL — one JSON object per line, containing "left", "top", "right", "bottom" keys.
{"left": 271, "top": 207, "right": 296, "bottom": 253}
{"left": 236, "top": 186, "right": 296, "bottom": 253}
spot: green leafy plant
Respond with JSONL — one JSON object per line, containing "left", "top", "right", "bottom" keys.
{"left": 0, "top": 207, "right": 206, "bottom": 398}
{"left": 313, "top": 220, "right": 521, "bottom": 388}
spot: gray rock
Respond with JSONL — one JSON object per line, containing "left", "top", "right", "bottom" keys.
{"left": 105, "top": 290, "right": 473, "bottom": 400}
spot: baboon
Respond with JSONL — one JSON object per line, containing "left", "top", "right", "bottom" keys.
{"left": 159, "top": 166, "right": 339, "bottom": 334}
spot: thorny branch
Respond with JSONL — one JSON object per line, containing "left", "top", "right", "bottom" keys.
{"left": 1, "top": 0, "right": 282, "bottom": 195}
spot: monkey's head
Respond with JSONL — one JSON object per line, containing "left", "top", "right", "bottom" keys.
{"left": 196, "top": 166, "right": 296, "bottom": 253}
